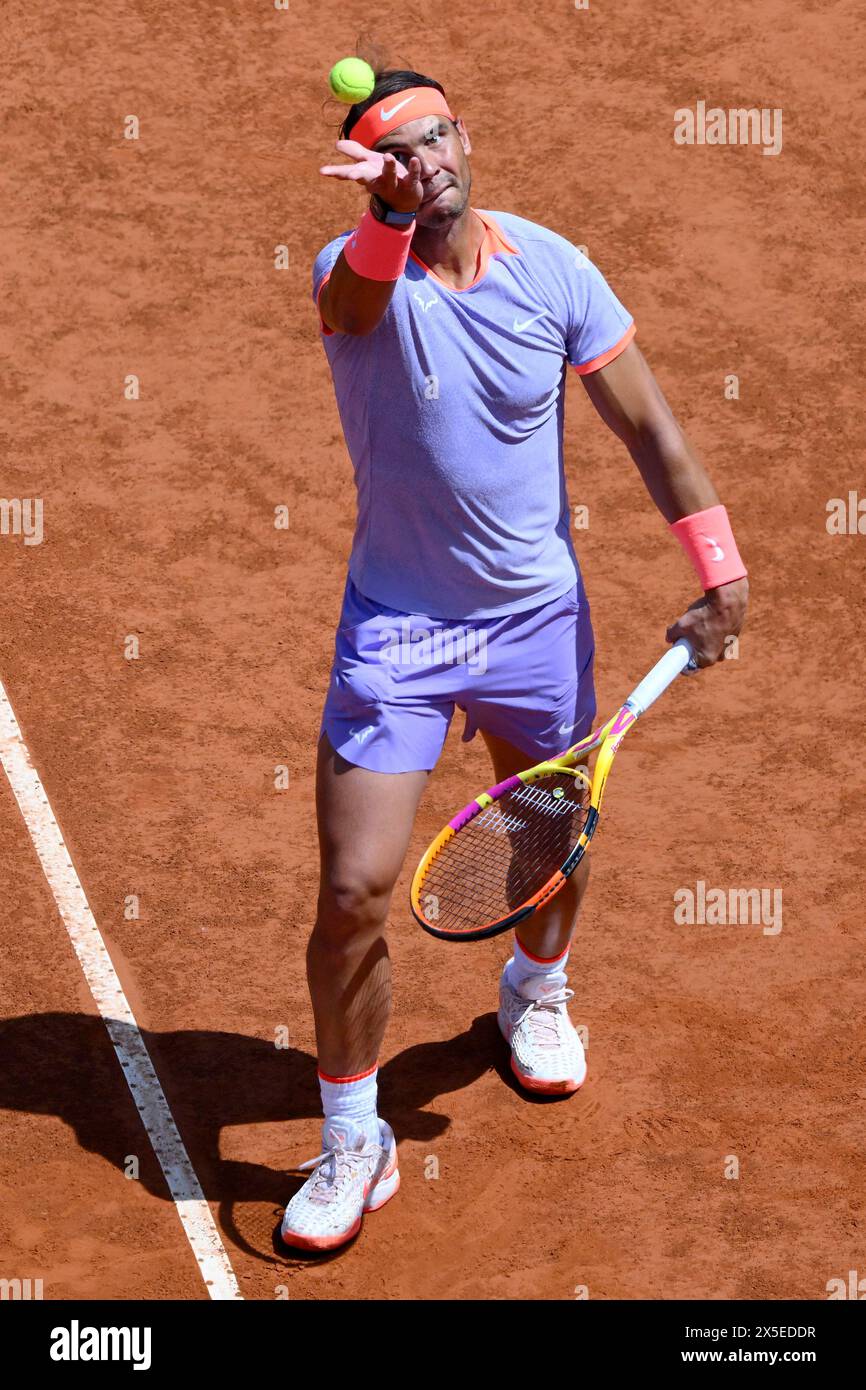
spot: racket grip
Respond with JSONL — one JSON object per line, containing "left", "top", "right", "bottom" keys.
{"left": 624, "top": 639, "right": 695, "bottom": 717}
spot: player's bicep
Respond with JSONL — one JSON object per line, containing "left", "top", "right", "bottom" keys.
{"left": 579, "top": 341, "right": 679, "bottom": 451}
{"left": 315, "top": 273, "right": 338, "bottom": 335}
{"left": 320, "top": 251, "right": 399, "bottom": 336}
{"left": 312, "top": 238, "right": 348, "bottom": 336}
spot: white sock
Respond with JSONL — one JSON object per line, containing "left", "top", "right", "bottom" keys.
{"left": 318, "top": 1064, "right": 380, "bottom": 1148}
{"left": 505, "top": 936, "right": 569, "bottom": 995}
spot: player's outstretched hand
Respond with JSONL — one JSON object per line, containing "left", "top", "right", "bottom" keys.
{"left": 320, "top": 140, "right": 423, "bottom": 213}
{"left": 665, "top": 576, "right": 749, "bottom": 667}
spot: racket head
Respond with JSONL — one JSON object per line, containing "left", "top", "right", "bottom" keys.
{"left": 411, "top": 763, "right": 594, "bottom": 942}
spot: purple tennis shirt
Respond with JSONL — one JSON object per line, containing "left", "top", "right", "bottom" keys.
{"left": 312, "top": 209, "right": 635, "bottom": 619}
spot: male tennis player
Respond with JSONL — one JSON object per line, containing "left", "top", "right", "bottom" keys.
{"left": 281, "top": 65, "right": 748, "bottom": 1250}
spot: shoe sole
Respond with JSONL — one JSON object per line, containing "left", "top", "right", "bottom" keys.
{"left": 509, "top": 1055, "right": 585, "bottom": 1094}
{"left": 499, "top": 1010, "right": 587, "bottom": 1095}
{"left": 280, "top": 1160, "right": 400, "bottom": 1252}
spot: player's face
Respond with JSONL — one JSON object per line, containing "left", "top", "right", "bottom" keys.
{"left": 375, "top": 115, "right": 472, "bottom": 227}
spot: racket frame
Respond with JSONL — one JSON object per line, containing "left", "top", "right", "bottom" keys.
{"left": 410, "top": 639, "right": 695, "bottom": 942}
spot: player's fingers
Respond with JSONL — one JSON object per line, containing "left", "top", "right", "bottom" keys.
{"left": 319, "top": 163, "right": 373, "bottom": 180}
{"left": 382, "top": 152, "right": 404, "bottom": 190}
{"left": 333, "top": 138, "right": 380, "bottom": 160}
{"left": 665, "top": 619, "right": 713, "bottom": 667}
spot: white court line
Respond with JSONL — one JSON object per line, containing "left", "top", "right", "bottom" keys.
{"left": 0, "top": 676, "right": 242, "bottom": 1301}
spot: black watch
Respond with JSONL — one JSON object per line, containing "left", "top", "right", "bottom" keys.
{"left": 371, "top": 194, "right": 417, "bottom": 227}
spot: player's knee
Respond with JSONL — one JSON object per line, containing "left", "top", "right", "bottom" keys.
{"left": 317, "top": 865, "right": 394, "bottom": 934}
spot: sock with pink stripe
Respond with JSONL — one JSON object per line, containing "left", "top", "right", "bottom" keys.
{"left": 318, "top": 1065, "right": 380, "bottom": 1149}
{"left": 505, "top": 935, "right": 569, "bottom": 995}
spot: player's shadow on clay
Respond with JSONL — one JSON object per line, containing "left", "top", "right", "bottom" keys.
{"left": 0, "top": 1010, "right": 500, "bottom": 1259}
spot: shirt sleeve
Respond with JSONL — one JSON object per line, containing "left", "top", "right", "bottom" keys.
{"left": 312, "top": 232, "right": 352, "bottom": 337}
{"left": 563, "top": 247, "right": 636, "bottom": 374}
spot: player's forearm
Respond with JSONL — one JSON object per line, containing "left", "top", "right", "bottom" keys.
{"left": 631, "top": 424, "right": 748, "bottom": 609}
{"left": 581, "top": 343, "right": 747, "bottom": 602}
{"left": 582, "top": 342, "right": 727, "bottom": 523}
{"left": 626, "top": 420, "right": 721, "bottom": 525}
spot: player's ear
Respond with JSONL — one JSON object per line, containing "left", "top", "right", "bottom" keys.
{"left": 454, "top": 117, "right": 471, "bottom": 157}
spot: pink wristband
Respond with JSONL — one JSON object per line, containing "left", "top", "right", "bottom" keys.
{"left": 669, "top": 504, "right": 747, "bottom": 590}
{"left": 343, "top": 207, "right": 415, "bottom": 282}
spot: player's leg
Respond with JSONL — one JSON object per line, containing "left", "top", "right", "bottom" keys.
{"left": 462, "top": 580, "right": 595, "bottom": 1095}
{"left": 309, "top": 731, "right": 428, "bottom": 1081}
{"left": 282, "top": 734, "right": 428, "bottom": 1250}
{"left": 482, "top": 719, "right": 590, "bottom": 1095}
{"left": 283, "top": 576, "right": 453, "bottom": 1250}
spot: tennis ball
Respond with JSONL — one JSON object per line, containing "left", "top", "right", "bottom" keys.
{"left": 328, "top": 57, "right": 376, "bottom": 105}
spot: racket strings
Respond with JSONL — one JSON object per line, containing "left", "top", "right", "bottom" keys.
{"left": 418, "top": 772, "right": 590, "bottom": 936}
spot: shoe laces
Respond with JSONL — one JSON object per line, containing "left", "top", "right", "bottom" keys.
{"left": 296, "top": 1140, "right": 372, "bottom": 1206}
{"left": 515, "top": 987, "right": 574, "bottom": 1049}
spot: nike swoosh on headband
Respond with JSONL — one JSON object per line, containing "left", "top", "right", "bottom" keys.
{"left": 380, "top": 95, "right": 417, "bottom": 121}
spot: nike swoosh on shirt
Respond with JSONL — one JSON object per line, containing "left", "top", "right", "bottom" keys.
{"left": 380, "top": 95, "right": 417, "bottom": 121}
{"left": 513, "top": 312, "right": 545, "bottom": 332}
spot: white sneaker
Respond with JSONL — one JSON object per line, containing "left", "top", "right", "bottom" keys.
{"left": 498, "top": 964, "right": 587, "bottom": 1095}
{"left": 280, "top": 1116, "right": 400, "bottom": 1251}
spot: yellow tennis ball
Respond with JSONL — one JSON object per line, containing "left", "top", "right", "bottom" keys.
{"left": 328, "top": 57, "right": 376, "bottom": 105}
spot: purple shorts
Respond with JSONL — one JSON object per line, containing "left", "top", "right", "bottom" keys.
{"left": 320, "top": 576, "right": 596, "bottom": 774}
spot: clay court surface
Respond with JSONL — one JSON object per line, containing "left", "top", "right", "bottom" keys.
{"left": 1, "top": 1, "right": 864, "bottom": 1300}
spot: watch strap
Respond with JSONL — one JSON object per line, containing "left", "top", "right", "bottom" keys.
{"left": 371, "top": 195, "right": 417, "bottom": 226}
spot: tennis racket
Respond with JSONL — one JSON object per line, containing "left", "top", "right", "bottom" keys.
{"left": 410, "top": 638, "right": 696, "bottom": 942}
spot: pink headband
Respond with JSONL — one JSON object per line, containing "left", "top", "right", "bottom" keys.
{"left": 350, "top": 87, "right": 455, "bottom": 150}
